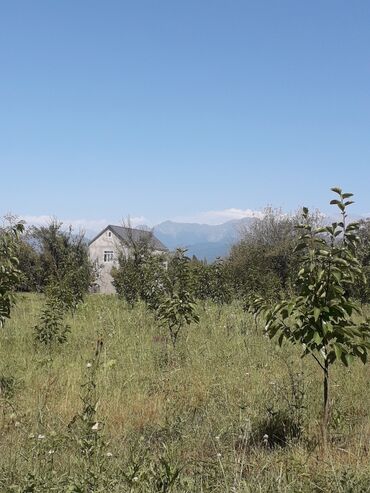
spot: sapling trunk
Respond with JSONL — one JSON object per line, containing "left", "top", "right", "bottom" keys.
{"left": 169, "top": 324, "right": 181, "bottom": 348}
{"left": 322, "top": 356, "right": 330, "bottom": 449}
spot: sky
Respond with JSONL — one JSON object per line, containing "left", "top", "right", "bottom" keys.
{"left": 1, "top": 0, "right": 370, "bottom": 230}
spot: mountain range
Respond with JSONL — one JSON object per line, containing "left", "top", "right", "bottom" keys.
{"left": 152, "top": 213, "right": 365, "bottom": 261}
{"left": 153, "top": 217, "right": 255, "bottom": 261}
{"left": 85, "top": 212, "right": 366, "bottom": 263}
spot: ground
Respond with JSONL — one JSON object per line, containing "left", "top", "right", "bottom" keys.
{"left": 0, "top": 294, "right": 370, "bottom": 492}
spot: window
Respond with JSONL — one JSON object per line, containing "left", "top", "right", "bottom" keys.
{"left": 108, "top": 231, "right": 112, "bottom": 237}
{"left": 104, "top": 250, "right": 114, "bottom": 262}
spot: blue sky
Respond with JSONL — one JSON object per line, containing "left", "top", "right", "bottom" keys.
{"left": 1, "top": 0, "right": 370, "bottom": 229}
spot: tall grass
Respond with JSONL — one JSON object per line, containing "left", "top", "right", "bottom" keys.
{"left": 0, "top": 294, "right": 369, "bottom": 491}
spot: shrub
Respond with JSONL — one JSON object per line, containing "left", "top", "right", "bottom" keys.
{"left": 0, "top": 219, "right": 24, "bottom": 327}
{"left": 34, "top": 295, "right": 70, "bottom": 346}
{"left": 157, "top": 249, "right": 199, "bottom": 347}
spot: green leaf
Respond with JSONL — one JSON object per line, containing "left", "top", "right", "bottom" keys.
{"left": 331, "top": 187, "right": 342, "bottom": 195}
{"left": 314, "top": 307, "right": 321, "bottom": 321}
{"left": 313, "top": 331, "right": 322, "bottom": 345}
{"left": 333, "top": 344, "right": 342, "bottom": 361}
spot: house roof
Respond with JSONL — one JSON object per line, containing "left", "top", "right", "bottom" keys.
{"left": 89, "top": 225, "right": 168, "bottom": 251}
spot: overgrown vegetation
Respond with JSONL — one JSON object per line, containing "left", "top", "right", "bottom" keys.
{"left": 34, "top": 294, "right": 70, "bottom": 346}
{"left": 157, "top": 248, "right": 199, "bottom": 347}
{"left": 17, "top": 220, "right": 94, "bottom": 306}
{"left": 0, "top": 217, "right": 24, "bottom": 327}
{"left": 1, "top": 295, "right": 370, "bottom": 491}
{"left": 1, "top": 188, "right": 370, "bottom": 491}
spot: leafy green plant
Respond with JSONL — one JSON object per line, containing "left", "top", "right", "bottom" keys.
{"left": 157, "top": 249, "right": 199, "bottom": 347}
{"left": 112, "top": 255, "right": 142, "bottom": 306}
{"left": 191, "top": 258, "right": 232, "bottom": 305}
{"left": 249, "top": 188, "right": 370, "bottom": 447}
{"left": 208, "top": 258, "right": 232, "bottom": 305}
{"left": 112, "top": 233, "right": 168, "bottom": 310}
{"left": 0, "top": 221, "right": 24, "bottom": 328}
{"left": 34, "top": 295, "right": 70, "bottom": 346}
{"left": 140, "top": 255, "right": 167, "bottom": 311}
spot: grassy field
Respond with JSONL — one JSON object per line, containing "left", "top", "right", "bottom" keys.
{"left": 0, "top": 294, "right": 370, "bottom": 492}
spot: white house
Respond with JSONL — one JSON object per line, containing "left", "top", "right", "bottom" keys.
{"left": 88, "top": 225, "right": 168, "bottom": 294}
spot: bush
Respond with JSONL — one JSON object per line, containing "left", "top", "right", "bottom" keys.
{"left": 0, "top": 219, "right": 24, "bottom": 327}
{"left": 34, "top": 295, "right": 70, "bottom": 346}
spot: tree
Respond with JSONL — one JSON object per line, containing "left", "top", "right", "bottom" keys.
{"left": 34, "top": 294, "right": 70, "bottom": 346}
{"left": 31, "top": 221, "right": 94, "bottom": 310}
{"left": 157, "top": 249, "right": 199, "bottom": 347}
{"left": 249, "top": 188, "right": 370, "bottom": 447}
{"left": 228, "top": 208, "right": 299, "bottom": 299}
{"left": 190, "top": 258, "right": 212, "bottom": 301}
{"left": 0, "top": 219, "right": 24, "bottom": 327}
{"left": 17, "top": 235, "right": 43, "bottom": 292}
{"left": 140, "top": 253, "right": 168, "bottom": 311}
{"left": 228, "top": 208, "right": 323, "bottom": 300}
{"left": 354, "top": 219, "right": 370, "bottom": 303}
{"left": 111, "top": 256, "right": 142, "bottom": 306}
{"left": 116, "top": 217, "right": 157, "bottom": 266}
{"left": 112, "top": 218, "right": 167, "bottom": 308}
{"left": 208, "top": 258, "right": 233, "bottom": 305}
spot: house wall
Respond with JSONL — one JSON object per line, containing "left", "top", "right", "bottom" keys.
{"left": 89, "top": 231, "right": 128, "bottom": 294}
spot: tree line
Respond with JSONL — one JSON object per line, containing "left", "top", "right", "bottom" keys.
{"left": 2, "top": 204, "right": 370, "bottom": 314}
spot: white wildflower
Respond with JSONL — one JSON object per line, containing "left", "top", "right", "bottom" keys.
{"left": 37, "top": 434, "right": 45, "bottom": 440}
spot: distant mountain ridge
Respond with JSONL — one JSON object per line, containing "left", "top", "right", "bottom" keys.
{"left": 85, "top": 212, "right": 366, "bottom": 263}
{"left": 152, "top": 213, "right": 365, "bottom": 261}
{"left": 153, "top": 217, "right": 255, "bottom": 261}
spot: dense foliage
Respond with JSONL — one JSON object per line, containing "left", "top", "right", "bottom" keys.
{"left": 17, "top": 221, "right": 94, "bottom": 310}
{"left": 191, "top": 257, "right": 232, "bottom": 305}
{"left": 34, "top": 294, "right": 70, "bottom": 345}
{"left": 0, "top": 220, "right": 24, "bottom": 327}
{"left": 157, "top": 249, "right": 199, "bottom": 347}
{"left": 111, "top": 229, "right": 167, "bottom": 307}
